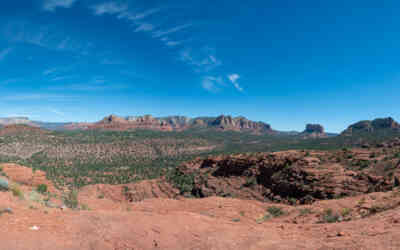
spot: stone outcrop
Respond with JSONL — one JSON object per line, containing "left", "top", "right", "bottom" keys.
{"left": 299, "top": 124, "right": 327, "bottom": 138}
{"left": 211, "top": 115, "right": 273, "bottom": 133}
{"left": 75, "top": 114, "right": 274, "bottom": 134}
{"left": 0, "top": 117, "right": 33, "bottom": 126}
{"left": 89, "top": 114, "right": 173, "bottom": 131}
{"left": 342, "top": 117, "right": 400, "bottom": 135}
{"left": 174, "top": 151, "right": 393, "bottom": 204}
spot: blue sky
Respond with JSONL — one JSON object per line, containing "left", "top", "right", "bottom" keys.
{"left": 1, "top": 0, "right": 400, "bottom": 132}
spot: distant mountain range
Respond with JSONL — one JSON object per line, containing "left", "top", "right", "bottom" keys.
{"left": 1, "top": 115, "right": 399, "bottom": 137}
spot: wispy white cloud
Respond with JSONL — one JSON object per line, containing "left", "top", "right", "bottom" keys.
{"left": 118, "top": 8, "right": 161, "bottom": 21}
{"left": 43, "top": 67, "right": 59, "bottom": 76}
{"left": 48, "top": 76, "right": 127, "bottom": 91}
{"left": 43, "top": 65, "right": 77, "bottom": 77}
{"left": 0, "top": 78, "right": 24, "bottom": 86}
{"left": 202, "top": 76, "right": 224, "bottom": 93}
{"left": 152, "top": 24, "right": 191, "bottom": 38}
{"left": 6, "top": 22, "right": 91, "bottom": 54}
{"left": 0, "top": 47, "right": 13, "bottom": 61}
{"left": 92, "top": 2, "right": 160, "bottom": 22}
{"left": 3, "top": 94, "right": 73, "bottom": 101}
{"left": 228, "top": 73, "right": 243, "bottom": 92}
{"left": 166, "top": 40, "right": 181, "bottom": 47}
{"left": 91, "top": 2, "right": 189, "bottom": 48}
{"left": 180, "top": 47, "right": 222, "bottom": 72}
{"left": 135, "top": 23, "right": 155, "bottom": 32}
{"left": 56, "top": 37, "right": 71, "bottom": 50}
{"left": 51, "top": 75, "right": 76, "bottom": 81}
{"left": 47, "top": 107, "right": 65, "bottom": 117}
{"left": 43, "top": 0, "right": 78, "bottom": 12}
{"left": 50, "top": 83, "right": 127, "bottom": 91}
{"left": 92, "top": 2, "right": 128, "bottom": 15}
{"left": 100, "top": 58, "right": 124, "bottom": 65}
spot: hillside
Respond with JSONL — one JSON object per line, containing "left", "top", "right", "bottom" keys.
{"left": 2, "top": 138, "right": 400, "bottom": 249}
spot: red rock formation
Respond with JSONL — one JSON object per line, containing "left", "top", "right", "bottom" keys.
{"left": 63, "top": 114, "right": 274, "bottom": 134}
{"left": 175, "top": 151, "right": 393, "bottom": 204}
{"left": 299, "top": 124, "right": 327, "bottom": 138}
{"left": 342, "top": 117, "right": 400, "bottom": 135}
{"left": 87, "top": 115, "right": 173, "bottom": 131}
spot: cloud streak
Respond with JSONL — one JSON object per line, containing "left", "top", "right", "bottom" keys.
{"left": 202, "top": 76, "right": 224, "bottom": 93}
{"left": 43, "top": 0, "right": 78, "bottom": 12}
{"left": 92, "top": 2, "right": 160, "bottom": 21}
{"left": 0, "top": 47, "right": 12, "bottom": 61}
{"left": 3, "top": 94, "right": 73, "bottom": 101}
{"left": 135, "top": 23, "right": 155, "bottom": 32}
{"left": 152, "top": 24, "right": 191, "bottom": 38}
{"left": 92, "top": 2, "right": 128, "bottom": 16}
{"left": 91, "top": 2, "right": 186, "bottom": 48}
{"left": 228, "top": 74, "right": 243, "bottom": 92}
{"left": 5, "top": 22, "right": 92, "bottom": 55}
{"left": 180, "top": 48, "right": 222, "bottom": 72}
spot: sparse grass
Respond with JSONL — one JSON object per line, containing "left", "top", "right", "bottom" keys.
{"left": 288, "top": 197, "right": 298, "bottom": 205}
{"left": 10, "top": 183, "right": 24, "bottom": 199}
{"left": 299, "top": 208, "right": 313, "bottom": 216}
{"left": 341, "top": 207, "right": 352, "bottom": 217}
{"left": 320, "top": 208, "right": 340, "bottom": 223}
{"left": 357, "top": 197, "right": 366, "bottom": 207}
{"left": 242, "top": 177, "right": 257, "bottom": 187}
{"left": 63, "top": 189, "right": 79, "bottom": 209}
{"left": 267, "top": 206, "right": 285, "bottom": 217}
{"left": 256, "top": 214, "right": 271, "bottom": 224}
{"left": 80, "top": 204, "right": 90, "bottom": 211}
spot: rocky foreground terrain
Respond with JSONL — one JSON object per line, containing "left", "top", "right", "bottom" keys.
{"left": 2, "top": 137, "right": 400, "bottom": 249}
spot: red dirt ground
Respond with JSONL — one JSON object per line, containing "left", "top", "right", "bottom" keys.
{"left": 2, "top": 152, "right": 400, "bottom": 250}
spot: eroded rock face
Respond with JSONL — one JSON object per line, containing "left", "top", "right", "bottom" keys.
{"left": 68, "top": 114, "right": 275, "bottom": 133}
{"left": 211, "top": 115, "right": 273, "bottom": 133}
{"left": 304, "top": 124, "right": 324, "bottom": 134}
{"left": 0, "top": 117, "right": 33, "bottom": 126}
{"left": 0, "top": 163, "right": 57, "bottom": 193}
{"left": 342, "top": 117, "right": 400, "bottom": 135}
{"left": 300, "top": 124, "right": 326, "bottom": 138}
{"left": 175, "top": 151, "right": 393, "bottom": 204}
{"left": 0, "top": 125, "right": 45, "bottom": 136}
{"left": 88, "top": 114, "right": 173, "bottom": 131}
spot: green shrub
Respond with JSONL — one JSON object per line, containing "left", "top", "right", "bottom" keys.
{"left": 167, "top": 169, "right": 195, "bottom": 195}
{"left": 242, "top": 177, "right": 257, "bottom": 187}
{"left": 341, "top": 207, "right": 352, "bottom": 217}
{"left": 299, "top": 208, "right": 313, "bottom": 216}
{"left": 10, "top": 183, "right": 24, "bottom": 199}
{"left": 28, "top": 191, "right": 42, "bottom": 203}
{"left": 267, "top": 206, "right": 285, "bottom": 217}
{"left": 320, "top": 209, "right": 340, "bottom": 223}
{"left": 36, "top": 184, "right": 48, "bottom": 194}
{"left": 0, "top": 178, "right": 9, "bottom": 191}
{"left": 63, "top": 190, "right": 79, "bottom": 209}
{"left": 256, "top": 214, "right": 271, "bottom": 224}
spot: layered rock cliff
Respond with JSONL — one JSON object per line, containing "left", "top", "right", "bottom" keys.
{"left": 342, "top": 117, "right": 400, "bottom": 135}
